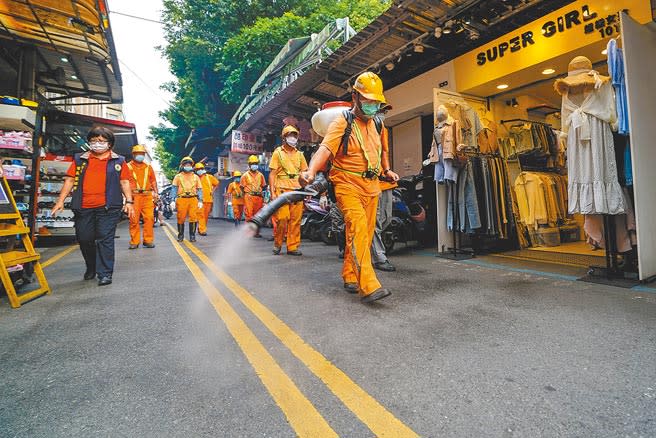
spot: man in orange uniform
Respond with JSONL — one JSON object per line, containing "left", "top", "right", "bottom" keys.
{"left": 127, "top": 144, "right": 158, "bottom": 249}
{"left": 171, "top": 156, "right": 202, "bottom": 242}
{"left": 194, "top": 162, "right": 219, "bottom": 236}
{"left": 226, "top": 171, "right": 244, "bottom": 227}
{"left": 240, "top": 154, "right": 266, "bottom": 237}
{"left": 269, "top": 125, "right": 308, "bottom": 256}
{"left": 300, "top": 72, "right": 399, "bottom": 303}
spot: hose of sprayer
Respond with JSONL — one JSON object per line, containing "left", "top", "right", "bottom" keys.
{"left": 248, "top": 174, "right": 329, "bottom": 231}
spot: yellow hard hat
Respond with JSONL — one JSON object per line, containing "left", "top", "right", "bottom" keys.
{"left": 194, "top": 162, "right": 205, "bottom": 170}
{"left": 353, "top": 71, "right": 386, "bottom": 103}
{"left": 180, "top": 156, "right": 194, "bottom": 166}
{"left": 247, "top": 155, "right": 259, "bottom": 165}
{"left": 131, "top": 144, "right": 147, "bottom": 154}
{"left": 233, "top": 171, "right": 242, "bottom": 177}
{"left": 281, "top": 125, "right": 299, "bottom": 137}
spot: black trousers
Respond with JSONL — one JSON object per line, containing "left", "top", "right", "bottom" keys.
{"left": 73, "top": 207, "right": 122, "bottom": 277}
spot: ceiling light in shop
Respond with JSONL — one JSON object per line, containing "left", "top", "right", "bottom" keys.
{"left": 413, "top": 44, "right": 424, "bottom": 53}
{"left": 61, "top": 57, "right": 69, "bottom": 63}
{"left": 443, "top": 20, "right": 454, "bottom": 34}
{"left": 601, "top": 49, "right": 608, "bottom": 55}
{"left": 496, "top": 84, "right": 509, "bottom": 90}
{"left": 385, "top": 62, "right": 395, "bottom": 71}
{"left": 71, "top": 75, "right": 78, "bottom": 80}
{"left": 434, "top": 27, "right": 443, "bottom": 38}
{"left": 542, "top": 68, "right": 556, "bottom": 75}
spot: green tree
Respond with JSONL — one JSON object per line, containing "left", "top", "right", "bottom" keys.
{"left": 151, "top": 0, "right": 390, "bottom": 177}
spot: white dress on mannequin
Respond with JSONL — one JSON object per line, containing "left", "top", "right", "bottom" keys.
{"left": 561, "top": 80, "right": 625, "bottom": 215}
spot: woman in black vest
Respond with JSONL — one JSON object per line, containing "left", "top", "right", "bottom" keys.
{"left": 52, "top": 126, "right": 135, "bottom": 286}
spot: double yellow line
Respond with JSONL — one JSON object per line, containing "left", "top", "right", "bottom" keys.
{"left": 162, "top": 224, "right": 418, "bottom": 437}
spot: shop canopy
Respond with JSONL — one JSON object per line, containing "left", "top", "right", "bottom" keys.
{"left": 228, "top": 0, "right": 573, "bottom": 136}
{"left": 225, "top": 18, "right": 356, "bottom": 137}
{"left": 0, "top": 0, "right": 122, "bottom": 102}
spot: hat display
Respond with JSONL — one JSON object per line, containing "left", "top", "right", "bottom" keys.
{"left": 554, "top": 56, "right": 609, "bottom": 95}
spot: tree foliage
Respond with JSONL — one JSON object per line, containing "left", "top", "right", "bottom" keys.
{"left": 151, "top": 0, "right": 390, "bottom": 177}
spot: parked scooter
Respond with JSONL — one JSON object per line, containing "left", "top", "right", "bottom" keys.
{"left": 159, "top": 186, "right": 174, "bottom": 219}
{"left": 301, "top": 197, "right": 334, "bottom": 244}
{"left": 381, "top": 174, "right": 426, "bottom": 253}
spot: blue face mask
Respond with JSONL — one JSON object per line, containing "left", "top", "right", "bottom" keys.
{"left": 250, "top": 164, "right": 259, "bottom": 171}
{"left": 361, "top": 102, "right": 380, "bottom": 117}
{"left": 197, "top": 169, "right": 206, "bottom": 175}
{"left": 134, "top": 155, "right": 145, "bottom": 163}
{"left": 183, "top": 166, "right": 193, "bottom": 172}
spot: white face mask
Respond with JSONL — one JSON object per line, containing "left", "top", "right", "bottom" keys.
{"left": 250, "top": 164, "right": 259, "bottom": 171}
{"left": 134, "top": 155, "right": 145, "bottom": 163}
{"left": 89, "top": 141, "right": 110, "bottom": 153}
{"left": 197, "top": 169, "right": 206, "bottom": 175}
{"left": 285, "top": 136, "right": 298, "bottom": 147}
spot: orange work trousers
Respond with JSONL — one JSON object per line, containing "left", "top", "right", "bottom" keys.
{"left": 176, "top": 197, "right": 198, "bottom": 224}
{"left": 244, "top": 194, "right": 263, "bottom": 222}
{"left": 337, "top": 189, "right": 381, "bottom": 296}
{"left": 274, "top": 198, "right": 303, "bottom": 251}
{"left": 198, "top": 202, "right": 213, "bottom": 234}
{"left": 232, "top": 202, "right": 244, "bottom": 221}
{"left": 129, "top": 193, "right": 155, "bottom": 245}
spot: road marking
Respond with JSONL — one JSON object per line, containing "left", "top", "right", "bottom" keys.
{"left": 161, "top": 226, "right": 337, "bottom": 437}
{"left": 183, "top": 238, "right": 419, "bottom": 438}
{"left": 41, "top": 245, "right": 77, "bottom": 268}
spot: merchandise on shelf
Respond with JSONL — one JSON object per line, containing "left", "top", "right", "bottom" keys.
{"left": 0, "top": 130, "right": 33, "bottom": 153}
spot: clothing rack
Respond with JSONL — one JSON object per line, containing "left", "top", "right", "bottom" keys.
{"left": 437, "top": 177, "right": 475, "bottom": 261}
{"left": 500, "top": 118, "right": 552, "bottom": 127}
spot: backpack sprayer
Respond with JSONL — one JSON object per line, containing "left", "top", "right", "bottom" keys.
{"left": 246, "top": 174, "right": 329, "bottom": 234}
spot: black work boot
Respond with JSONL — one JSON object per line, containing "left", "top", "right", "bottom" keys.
{"left": 189, "top": 222, "right": 197, "bottom": 242}
{"left": 177, "top": 223, "right": 185, "bottom": 242}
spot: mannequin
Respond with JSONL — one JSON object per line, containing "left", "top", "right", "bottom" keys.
{"left": 554, "top": 55, "right": 625, "bottom": 216}
{"left": 429, "top": 104, "right": 462, "bottom": 184}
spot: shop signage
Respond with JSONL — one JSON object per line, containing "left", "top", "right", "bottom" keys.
{"left": 231, "top": 130, "right": 264, "bottom": 154}
{"left": 227, "top": 151, "right": 250, "bottom": 173}
{"left": 454, "top": 0, "right": 652, "bottom": 92}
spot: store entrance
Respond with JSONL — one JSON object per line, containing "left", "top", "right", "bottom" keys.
{"left": 435, "top": 39, "right": 637, "bottom": 272}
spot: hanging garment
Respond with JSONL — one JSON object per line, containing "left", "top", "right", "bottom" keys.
{"left": 561, "top": 80, "right": 625, "bottom": 215}
{"left": 478, "top": 119, "right": 498, "bottom": 154}
{"left": 584, "top": 188, "right": 636, "bottom": 252}
{"left": 607, "top": 38, "right": 629, "bottom": 135}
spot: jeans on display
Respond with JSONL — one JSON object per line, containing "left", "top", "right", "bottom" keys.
{"left": 447, "top": 161, "right": 481, "bottom": 233}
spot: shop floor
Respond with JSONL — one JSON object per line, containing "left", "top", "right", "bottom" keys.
{"left": 495, "top": 242, "right": 606, "bottom": 268}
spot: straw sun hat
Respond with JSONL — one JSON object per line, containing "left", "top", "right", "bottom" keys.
{"left": 554, "top": 56, "right": 610, "bottom": 95}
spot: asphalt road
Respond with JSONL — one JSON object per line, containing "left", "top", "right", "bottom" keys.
{"left": 1, "top": 220, "right": 654, "bottom": 437}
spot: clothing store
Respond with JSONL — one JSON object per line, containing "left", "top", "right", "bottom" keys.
{"left": 429, "top": 0, "right": 656, "bottom": 283}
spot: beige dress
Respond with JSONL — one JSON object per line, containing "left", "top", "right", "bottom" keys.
{"left": 561, "top": 80, "right": 625, "bottom": 215}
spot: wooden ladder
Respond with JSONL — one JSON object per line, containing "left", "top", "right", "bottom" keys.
{"left": 0, "top": 179, "right": 50, "bottom": 308}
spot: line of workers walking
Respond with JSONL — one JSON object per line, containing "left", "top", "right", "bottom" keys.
{"left": 51, "top": 71, "right": 397, "bottom": 303}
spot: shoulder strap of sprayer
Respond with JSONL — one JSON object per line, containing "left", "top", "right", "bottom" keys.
{"left": 340, "top": 110, "right": 383, "bottom": 156}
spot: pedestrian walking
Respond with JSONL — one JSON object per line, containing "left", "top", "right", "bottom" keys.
{"left": 171, "top": 156, "right": 202, "bottom": 242}
{"left": 226, "top": 171, "right": 245, "bottom": 227}
{"left": 241, "top": 155, "right": 266, "bottom": 237}
{"left": 126, "top": 144, "right": 158, "bottom": 249}
{"left": 371, "top": 180, "right": 397, "bottom": 271}
{"left": 194, "top": 162, "right": 219, "bottom": 236}
{"left": 269, "top": 124, "right": 308, "bottom": 256}
{"left": 51, "top": 126, "right": 135, "bottom": 286}
{"left": 300, "top": 72, "right": 399, "bottom": 303}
